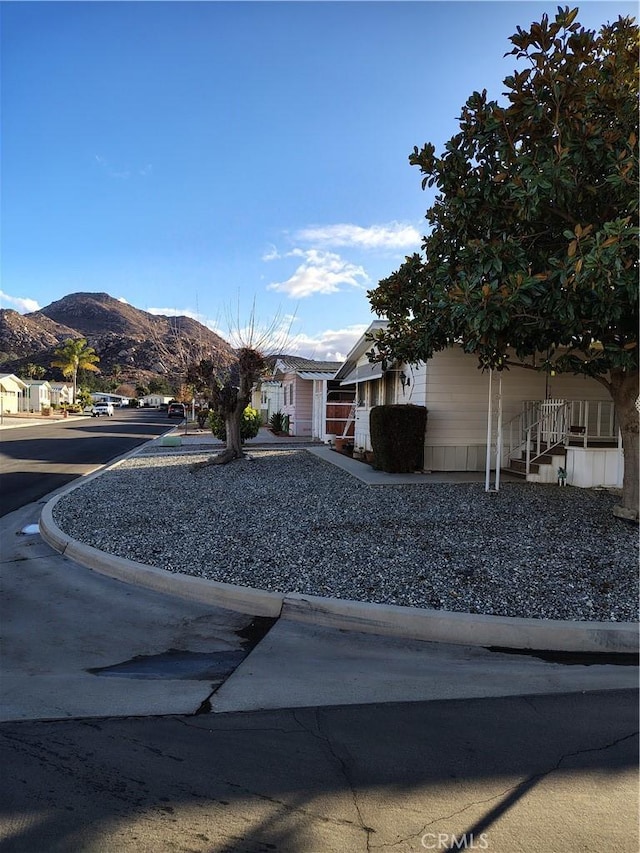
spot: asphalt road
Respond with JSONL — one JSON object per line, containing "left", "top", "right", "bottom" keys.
{"left": 0, "top": 408, "right": 172, "bottom": 516}
{"left": 1, "top": 691, "right": 637, "bottom": 852}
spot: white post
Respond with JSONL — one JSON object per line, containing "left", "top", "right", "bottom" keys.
{"left": 494, "top": 372, "right": 503, "bottom": 491}
{"left": 617, "top": 427, "right": 623, "bottom": 488}
{"left": 485, "top": 370, "right": 493, "bottom": 492}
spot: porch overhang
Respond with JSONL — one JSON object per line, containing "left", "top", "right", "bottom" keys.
{"left": 338, "top": 362, "right": 384, "bottom": 386}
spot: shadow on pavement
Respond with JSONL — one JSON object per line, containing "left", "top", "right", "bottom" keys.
{"left": 0, "top": 689, "right": 637, "bottom": 852}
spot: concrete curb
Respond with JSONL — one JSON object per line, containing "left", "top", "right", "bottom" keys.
{"left": 40, "top": 497, "right": 283, "bottom": 618}
{"left": 39, "top": 494, "right": 639, "bottom": 654}
{"left": 281, "top": 593, "right": 639, "bottom": 654}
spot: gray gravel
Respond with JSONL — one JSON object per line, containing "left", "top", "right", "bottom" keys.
{"left": 52, "top": 449, "right": 638, "bottom": 622}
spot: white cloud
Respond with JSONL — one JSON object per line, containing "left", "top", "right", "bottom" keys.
{"left": 94, "top": 153, "right": 150, "bottom": 180}
{"left": 0, "top": 290, "right": 41, "bottom": 313}
{"left": 286, "top": 323, "right": 370, "bottom": 361}
{"left": 262, "top": 244, "right": 281, "bottom": 262}
{"left": 147, "top": 306, "right": 228, "bottom": 339}
{"left": 267, "top": 250, "right": 368, "bottom": 299}
{"left": 147, "top": 306, "right": 203, "bottom": 321}
{"left": 226, "top": 312, "right": 297, "bottom": 353}
{"left": 295, "top": 222, "right": 421, "bottom": 250}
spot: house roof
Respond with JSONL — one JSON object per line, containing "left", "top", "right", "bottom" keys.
{"left": 297, "top": 371, "right": 341, "bottom": 381}
{"left": 23, "top": 380, "right": 52, "bottom": 389}
{"left": 0, "top": 373, "right": 28, "bottom": 391}
{"left": 334, "top": 320, "right": 388, "bottom": 384}
{"left": 274, "top": 356, "right": 343, "bottom": 378}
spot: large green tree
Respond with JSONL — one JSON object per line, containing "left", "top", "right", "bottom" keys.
{"left": 51, "top": 338, "right": 100, "bottom": 402}
{"left": 368, "top": 8, "right": 638, "bottom": 519}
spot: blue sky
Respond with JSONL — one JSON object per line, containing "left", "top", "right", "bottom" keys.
{"left": 2, "top": 1, "right": 635, "bottom": 359}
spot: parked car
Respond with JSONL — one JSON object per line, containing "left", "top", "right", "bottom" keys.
{"left": 91, "top": 402, "right": 114, "bottom": 417}
{"left": 167, "top": 403, "right": 186, "bottom": 419}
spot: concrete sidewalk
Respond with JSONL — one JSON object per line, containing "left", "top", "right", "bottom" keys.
{"left": 0, "top": 414, "right": 85, "bottom": 429}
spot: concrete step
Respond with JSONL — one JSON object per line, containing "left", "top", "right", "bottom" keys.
{"left": 501, "top": 467, "right": 527, "bottom": 480}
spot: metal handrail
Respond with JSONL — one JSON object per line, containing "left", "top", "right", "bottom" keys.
{"left": 524, "top": 401, "right": 570, "bottom": 474}
{"left": 504, "top": 400, "right": 565, "bottom": 469}
{"left": 506, "top": 398, "right": 619, "bottom": 475}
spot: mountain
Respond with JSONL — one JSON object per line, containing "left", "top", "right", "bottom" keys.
{"left": 0, "top": 292, "right": 236, "bottom": 388}
{"left": 0, "top": 309, "right": 81, "bottom": 362}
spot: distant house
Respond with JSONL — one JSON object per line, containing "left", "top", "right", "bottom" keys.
{"left": 23, "top": 380, "right": 53, "bottom": 413}
{"left": 50, "top": 382, "right": 74, "bottom": 407}
{"left": 91, "top": 392, "right": 129, "bottom": 407}
{"left": 258, "top": 356, "right": 353, "bottom": 440}
{"left": 334, "top": 321, "right": 621, "bottom": 488}
{"left": 253, "top": 373, "right": 284, "bottom": 425}
{"left": 0, "top": 374, "right": 28, "bottom": 414}
{"left": 140, "top": 394, "right": 173, "bottom": 408}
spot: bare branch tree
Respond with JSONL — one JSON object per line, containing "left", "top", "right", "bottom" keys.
{"left": 191, "top": 300, "right": 295, "bottom": 468}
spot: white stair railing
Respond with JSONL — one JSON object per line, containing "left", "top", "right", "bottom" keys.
{"left": 505, "top": 398, "right": 619, "bottom": 476}
{"left": 524, "top": 401, "right": 569, "bottom": 475}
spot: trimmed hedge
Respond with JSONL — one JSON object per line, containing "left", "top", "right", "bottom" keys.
{"left": 369, "top": 405, "right": 427, "bottom": 473}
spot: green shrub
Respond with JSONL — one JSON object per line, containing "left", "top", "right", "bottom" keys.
{"left": 369, "top": 405, "right": 427, "bottom": 473}
{"left": 269, "top": 410, "right": 288, "bottom": 433}
{"left": 196, "top": 407, "right": 210, "bottom": 428}
{"left": 209, "top": 405, "right": 262, "bottom": 443}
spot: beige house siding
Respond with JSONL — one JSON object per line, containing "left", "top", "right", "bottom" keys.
{"left": 141, "top": 394, "right": 173, "bottom": 408}
{"left": 0, "top": 375, "right": 28, "bottom": 414}
{"left": 343, "top": 342, "right": 614, "bottom": 470}
{"left": 24, "top": 381, "right": 52, "bottom": 413}
{"left": 419, "top": 348, "right": 612, "bottom": 469}
{"left": 50, "top": 383, "right": 74, "bottom": 407}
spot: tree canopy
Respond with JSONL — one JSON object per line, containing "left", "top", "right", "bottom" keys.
{"left": 367, "top": 7, "right": 639, "bottom": 517}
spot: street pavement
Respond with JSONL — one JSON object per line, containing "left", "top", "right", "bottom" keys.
{"left": 0, "top": 421, "right": 638, "bottom": 851}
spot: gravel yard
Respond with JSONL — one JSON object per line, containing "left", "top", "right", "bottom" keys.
{"left": 52, "top": 449, "right": 638, "bottom": 622}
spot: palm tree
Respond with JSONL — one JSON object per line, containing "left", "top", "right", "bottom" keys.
{"left": 51, "top": 338, "right": 100, "bottom": 402}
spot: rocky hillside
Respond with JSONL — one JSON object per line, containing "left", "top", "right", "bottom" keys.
{"left": 0, "top": 309, "right": 80, "bottom": 360}
{"left": 0, "top": 292, "right": 235, "bottom": 388}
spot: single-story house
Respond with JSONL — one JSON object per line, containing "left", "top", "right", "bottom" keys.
{"left": 140, "top": 394, "right": 174, "bottom": 408}
{"left": 23, "top": 380, "right": 53, "bottom": 413}
{"left": 91, "top": 393, "right": 129, "bottom": 407}
{"left": 50, "top": 382, "right": 74, "bottom": 407}
{"left": 259, "top": 356, "right": 354, "bottom": 440}
{"left": 334, "top": 321, "right": 622, "bottom": 489}
{"left": 0, "top": 374, "right": 28, "bottom": 414}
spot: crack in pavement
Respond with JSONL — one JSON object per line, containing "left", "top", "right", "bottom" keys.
{"left": 372, "top": 729, "right": 640, "bottom": 850}
{"left": 290, "top": 708, "right": 375, "bottom": 852}
{"left": 74, "top": 714, "right": 363, "bottom": 832}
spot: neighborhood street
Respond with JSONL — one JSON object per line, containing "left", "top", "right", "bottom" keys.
{"left": 0, "top": 408, "right": 171, "bottom": 516}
